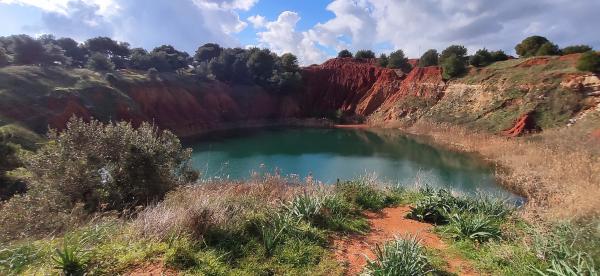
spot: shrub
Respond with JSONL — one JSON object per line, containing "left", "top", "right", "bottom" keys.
{"left": 561, "top": 45, "right": 593, "bottom": 55}
{"left": 440, "top": 45, "right": 467, "bottom": 63}
{"left": 377, "top": 54, "right": 388, "bottom": 67}
{"left": 337, "top": 49, "right": 353, "bottom": 58}
{"left": 419, "top": 49, "right": 439, "bottom": 67}
{"left": 536, "top": 42, "right": 561, "bottom": 56}
{"left": 387, "top": 50, "right": 412, "bottom": 72}
{"left": 165, "top": 237, "right": 199, "bottom": 270}
{"left": 86, "top": 52, "right": 114, "bottom": 71}
{"left": 516, "top": 36, "right": 559, "bottom": 57}
{"left": 441, "top": 54, "right": 467, "bottom": 80}
{"left": 363, "top": 237, "right": 432, "bottom": 276}
{"left": 25, "top": 117, "right": 196, "bottom": 211}
{"left": 576, "top": 51, "right": 600, "bottom": 73}
{"left": 490, "top": 50, "right": 509, "bottom": 62}
{"left": 407, "top": 188, "right": 455, "bottom": 224}
{"left": 470, "top": 48, "right": 493, "bottom": 67}
{"left": 355, "top": 50, "right": 376, "bottom": 59}
{"left": 446, "top": 212, "right": 502, "bottom": 242}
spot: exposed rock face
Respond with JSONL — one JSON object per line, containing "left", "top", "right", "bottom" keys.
{"left": 1, "top": 55, "right": 596, "bottom": 139}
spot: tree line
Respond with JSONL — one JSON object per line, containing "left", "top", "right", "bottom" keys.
{"left": 336, "top": 35, "right": 599, "bottom": 79}
{"left": 0, "top": 34, "right": 302, "bottom": 92}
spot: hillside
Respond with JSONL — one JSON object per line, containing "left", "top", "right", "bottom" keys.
{"left": 1, "top": 54, "right": 598, "bottom": 145}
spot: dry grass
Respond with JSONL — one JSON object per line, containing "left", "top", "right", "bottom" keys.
{"left": 133, "top": 175, "right": 326, "bottom": 240}
{"left": 404, "top": 119, "right": 600, "bottom": 221}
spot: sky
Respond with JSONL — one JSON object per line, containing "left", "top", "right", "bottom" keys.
{"left": 1, "top": 0, "right": 599, "bottom": 65}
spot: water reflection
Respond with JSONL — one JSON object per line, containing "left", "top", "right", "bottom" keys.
{"left": 189, "top": 127, "right": 514, "bottom": 198}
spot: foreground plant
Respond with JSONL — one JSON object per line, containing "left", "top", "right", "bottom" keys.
{"left": 363, "top": 236, "right": 432, "bottom": 276}
{"left": 445, "top": 212, "right": 502, "bottom": 242}
{"left": 52, "top": 242, "right": 87, "bottom": 276}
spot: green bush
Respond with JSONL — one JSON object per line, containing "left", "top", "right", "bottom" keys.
{"left": 469, "top": 48, "right": 493, "bottom": 67}
{"left": 419, "top": 49, "right": 439, "bottom": 67}
{"left": 576, "top": 51, "right": 600, "bottom": 73}
{"left": 536, "top": 42, "right": 561, "bottom": 56}
{"left": 387, "top": 50, "right": 412, "bottom": 72}
{"left": 25, "top": 117, "right": 197, "bottom": 211}
{"left": 516, "top": 36, "right": 560, "bottom": 57}
{"left": 86, "top": 52, "right": 115, "bottom": 71}
{"left": 441, "top": 54, "right": 467, "bottom": 80}
{"left": 561, "top": 45, "right": 593, "bottom": 55}
{"left": 355, "top": 50, "right": 376, "bottom": 59}
{"left": 0, "top": 48, "right": 9, "bottom": 67}
{"left": 363, "top": 237, "right": 432, "bottom": 276}
{"left": 377, "top": 54, "right": 388, "bottom": 67}
{"left": 337, "top": 49, "right": 353, "bottom": 58}
{"left": 439, "top": 45, "right": 467, "bottom": 63}
{"left": 490, "top": 50, "right": 509, "bottom": 62}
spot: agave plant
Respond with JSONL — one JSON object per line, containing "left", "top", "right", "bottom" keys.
{"left": 259, "top": 212, "right": 297, "bottom": 256}
{"left": 446, "top": 212, "right": 501, "bottom": 242}
{"left": 52, "top": 242, "right": 87, "bottom": 276}
{"left": 363, "top": 236, "right": 432, "bottom": 276}
{"left": 285, "top": 193, "right": 325, "bottom": 221}
{"left": 533, "top": 252, "right": 598, "bottom": 276}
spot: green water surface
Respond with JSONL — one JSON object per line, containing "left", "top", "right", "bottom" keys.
{"left": 189, "top": 127, "right": 515, "bottom": 197}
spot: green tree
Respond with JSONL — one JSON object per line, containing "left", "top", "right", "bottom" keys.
{"left": 0, "top": 142, "right": 24, "bottom": 200}
{"left": 56, "top": 37, "right": 88, "bottom": 67}
{"left": 469, "top": 48, "right": 493, "bottom": 67}
{"left": 387, "top": 50, "right": 412, "bottom": 71}
{"left": 246, "top": 48, "right": 276, "bottom": 82}
{"left": 490, "top": 50, "right": 509, "bottom": 62}
{"left": 337, "top": 49, "right": 353, "bottom": 58}
{"left": 419, "top": 49, "right": 439, "bottom": 67}
{"left": 10, "top": 35, "right": 46, "bottom": 65}
{"left": 151, "top": 45, "right": 190, "bottom": 71}
{"left": 515, "top": 36, "right": 558, "bottom": 57}
{"left": 86, "top": 52, "right": 115, "bottom": 71}
{"left": 440, "top": 45, "right": 467, "bottom": 63}
{"left": 576, "top": 51, "right": 600, "bottom": 73}
{"left": 130, "top": 48, "right": 152, "bottom": 70}
{"left": 280, "top": 53, "right": 299, "bottom": 72}
{"left": 194, "top": 43, "right": 222, "bottom": 62}
{"left": 441, "top": 54, "right": 466, "bottom": 80}
{"left": 377, "top": 54, "right": 388, "bottom": 67}
{"left": 536, "top": 42, "right": 560, "bottom": 56}
{"left": 561, "top": 45, "right": 593, "bottom": 55}
{"left": 355, "top": 50, "right": 376, "bottom": 59}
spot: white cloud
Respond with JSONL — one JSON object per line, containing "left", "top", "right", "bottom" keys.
{"left": 247, "top": 14, "right": 267, "bottom": 28}
{"left": 0, "top": 0, "right": 251, "bottom": 52}
{"left": 255, "top": 0, "right": 600, "bottom": 64}
{"left": 255, "top": 11, "right": 326, "bottom": 65}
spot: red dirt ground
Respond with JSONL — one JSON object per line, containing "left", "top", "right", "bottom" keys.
{"left": 126, "top": 262, "right": 177, "bottom": 276}
{"left": 332, "top": 206, "right": 479, "bottom": 275}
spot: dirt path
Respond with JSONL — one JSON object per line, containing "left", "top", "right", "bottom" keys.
{"left": 332, "top": 206, "right": 479, "bottom": 275}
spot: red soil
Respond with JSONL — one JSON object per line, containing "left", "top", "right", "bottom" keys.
{"left": 502, "top": 114, "right": 530, "bottom": 137}
{"left": 332, "top": 206, "right": 478, "bottom": 276}
{"left": 126, "top": 262, "right": 177, "bottom": 276}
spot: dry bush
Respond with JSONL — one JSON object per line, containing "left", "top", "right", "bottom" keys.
{"left": 133, "top": 175, "right": 325, "bottom": 240}
{"left": 405, "top": 120, "right": 600, "bottom": 220}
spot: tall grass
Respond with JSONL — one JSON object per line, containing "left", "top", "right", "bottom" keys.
{"left": 405, "top": 120, "right": 600, "bottom": 220}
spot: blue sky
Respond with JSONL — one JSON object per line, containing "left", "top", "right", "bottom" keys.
{"left": 1, "top": 0, "right": 599, "bottom": 64}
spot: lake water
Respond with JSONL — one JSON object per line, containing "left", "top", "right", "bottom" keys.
{"left": 189, "top": 127, "right": 516, "bottom": 197}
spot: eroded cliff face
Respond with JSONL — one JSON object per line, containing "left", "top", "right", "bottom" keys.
{"left": 1, "top": 54, "right": 598, "bottom": 139}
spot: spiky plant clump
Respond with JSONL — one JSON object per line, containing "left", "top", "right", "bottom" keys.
{"left": 363, "top": 237, "right": 432, "bottom": 276}
{"left": 52, "top": 242, "right": 87, "bottom": 276}
{"left": 446, "top": 212, "right": 502, "bottom": 242}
